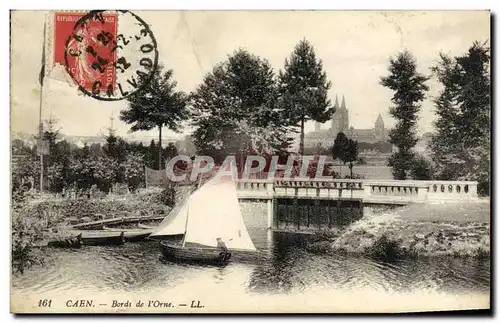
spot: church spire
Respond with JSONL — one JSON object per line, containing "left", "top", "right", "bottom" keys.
{"left": 334, "top": 95, "right": 339, "bottom": 109}
{"left": 375, "top": 113, "right": 384, "bottom": 130}
{"left": 341, "top": 95, "right": 346, "bottom": 110}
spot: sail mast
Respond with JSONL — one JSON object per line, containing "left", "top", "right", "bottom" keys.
{"left": 181, "top": 198, "right": 189, "bottom": 247}
{"left": 181, "top": 175, "right": 203, "bottom": 247}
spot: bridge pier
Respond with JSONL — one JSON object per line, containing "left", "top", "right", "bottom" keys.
{"left": 267, "top": 199, "right": 274, "bottom": 229}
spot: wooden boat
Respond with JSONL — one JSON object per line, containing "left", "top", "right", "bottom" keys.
{"left": 160, "top": 242, "right": 231, "bottom": 265}
{"left": 47, "top": 233, "right": 82, "bottom": 248}
{"left": 103, "top": 226, "right": 153, "bottom": 242}
{"left": 150, "top": 177, "right": 256, "bottom": 265}
{"left": 138, "top": 223, "right": 155, "bottom": 229}
{"left": 79, "top": 231, "right": 125, "bottom": 246}
{"left": 71, "top": 215, "right": 164, "bottom": 230}
{"left": 123, "top": 230, "right": 153, "bottom": 243}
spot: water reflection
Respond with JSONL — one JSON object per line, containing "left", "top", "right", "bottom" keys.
{"left": 12, "top": 231, "right": 490, "bottom": 298}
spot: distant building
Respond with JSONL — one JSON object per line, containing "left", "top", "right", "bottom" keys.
{"left": 304, "top": 95, "right": 390, "bottom": 150}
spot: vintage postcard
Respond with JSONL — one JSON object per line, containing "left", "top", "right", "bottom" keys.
{"left": 10, "top": 10, "right": 491, "bottom": 314}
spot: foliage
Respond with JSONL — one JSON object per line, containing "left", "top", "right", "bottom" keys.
{"left": 11, "top": 202, "right": 64, "bottom": 274}
{"left": 331, "top": 132, "right": 359, "bottom": 178}
{"left": 380, "top": 50, "right": 429, "bottom": 179}
{"left": 12, "top": 205, "right": 45, "bottom": 274}
{"left": 409, "top": 154, "right": 434, "bottom": 180}
{"left": 12, "top": 155, "right": 40, "bottom": 201}
{"left": 190, "top": 49, "right": 291, "bottom": 166}
{"left": 331, "top": 132, "right": 349, "bottom": 161}
{"left": 279, "top": 39, "right": 333, "bottom": 155}
{"left": 429, "top": 41, "right": 490, "bottom": 195}
{"left": 122, "top": 152, "right": 145, "bottom": 192}
{"left": 344, "top": 139, "right": 359, "bottom": 178}
{"left": 70, "top": 155, "right": 118, "bottom": 192}
{"left": 121, "top": 64, "right": 188, "bottom": 169}
{"left": 368, "top": 234, "right": 403, "bottom": 261}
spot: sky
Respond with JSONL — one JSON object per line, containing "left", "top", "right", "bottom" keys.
{"left": 10, "top": 10, "right": 490, "bottom": 140}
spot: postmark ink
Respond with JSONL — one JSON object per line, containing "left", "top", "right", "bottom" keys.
{"left": 62, "top": 10, "right": 159, "bottom": 101}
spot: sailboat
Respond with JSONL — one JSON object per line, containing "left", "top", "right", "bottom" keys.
{"left": 149, "top": 176, "right": 257, "bottom": 265}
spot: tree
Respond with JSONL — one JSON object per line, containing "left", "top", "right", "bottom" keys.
{"left": 147, "top": 140, "right": 157, "bottom": 169}
{"left": 121, "top": 64, "right": 188, "bottom": 170}
{"left": 380, "top": 50, "right": 429, "bottom": 179}
{"left": 430, "top": 41, "right": 490, "bottom": 194}
{"left": 164, "top": 143, "right": 178, "bottom": 160}
{"left": 279, "top": 39, "right": 334, "bottom": 156}
{"left": 331, "top": 132, "right": 349, "bottom": 176}
{"left": 344, "top": 139, "right": 359, "bottom": 179}
{"left": 122, "top": 152, "right": 145, "bottom": 192}
{"left": 409, "top": 154, "right": 434, "bottom": 180}
{"left": 190, "top": 49, "right": 290, "bottom": 168}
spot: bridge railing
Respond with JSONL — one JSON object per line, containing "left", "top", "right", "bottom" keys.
{"left": 235, "top": 178, "right": 479, "bottom": 203}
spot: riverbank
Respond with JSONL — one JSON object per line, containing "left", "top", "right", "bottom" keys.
{"left": 12, "top": 188, "right": 172, "bottom": 273}
{"left": 307, "top": 201, "right": 490, "bottom": 258}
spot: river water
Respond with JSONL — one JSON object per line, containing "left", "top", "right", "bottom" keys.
{"left": 11, "top": 228, "right": 490, "bottom": 312}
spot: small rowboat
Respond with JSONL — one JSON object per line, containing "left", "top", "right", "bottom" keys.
{"left": 47, "top": 231, "right": 125, "bottom": 247}
{"left": 80, "top": 231, "right": 125, "bottom": 246}
{"left": 102, "top": 226, "right": 153, "bottom": 242}
{"left": 160, "top": 241, "right": 231, "bottom": 265}
{"left": 138, "top": 223, "right": 155, "bottom": 229}
{"left": 124, "top": 230, "right": 153, "bottom": 243}
{"left": 151, "top": 177, "right": 256, "bottom": 266}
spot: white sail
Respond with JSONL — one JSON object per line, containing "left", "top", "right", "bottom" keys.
{"left": 149, "top": 195, "right": 189, "bottom": 237}
{"left": 183, "top": 177, "right": 256, "bottom": 251}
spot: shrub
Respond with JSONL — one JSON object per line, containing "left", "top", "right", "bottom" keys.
{"left": 368, "top": 234, "right": 403, "bottom": 261}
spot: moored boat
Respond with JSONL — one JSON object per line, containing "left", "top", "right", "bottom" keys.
{"left": 150, "top": 176, "right": 256, "bottom": 266}
{"left": 102, "top": 226, "right": 153, "bottom": 242}
{"left": 79, "top": 231, "right": 125, "bottom": 246}
{"left": 138, "top": 223, "right": 155, "bottom": 229}
{"left": 159, "top": 241, "right": 231, "bottom": 265}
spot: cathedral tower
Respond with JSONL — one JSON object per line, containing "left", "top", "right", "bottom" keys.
{"left": 331, "top": 95, "right": 349, "bottom": 135}
{"left": 375, "top": 113, "right": 385, "bottom": 137}
{"left": 339, "top": 95, "right": 349, "bottom": 132}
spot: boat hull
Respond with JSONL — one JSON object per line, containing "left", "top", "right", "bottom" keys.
{"left": 80, "top": 232, "right": 125, "bottom": 246}
{"left": 124, "top": 231, "right": 153, "bottom": 242}
{"left": 160, "top": 241, "right": 231, "bottom": 266}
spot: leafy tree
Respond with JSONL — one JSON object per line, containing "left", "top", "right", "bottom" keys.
{"left": 12, "top": 156, "right": 40, "bottom": 200}
{"left": 121, "top": 64, "right": 188, "bottom": 170}
{"left": 89, "top": 143, "right": 103, "bottom": 158}
{"left": 331, "top": 132, "right": 349, "bottom": 176}
{"left": 380, "top": 50, "right": 429, "bottom": 179}
{"left": 122, "top": 152, "right": 145, "bottom": 192}
{"left": 409, "top": 154, "right": 434, "bottom": 180}
{"left": 190, "top": 49, "right": 290, "bottom": 168}
{"left": 12, "top": 139, "right": 35, "bottom": 157}
{"left": 344, "top": 139, "right": 359, "bottom": 179}
{"left": 103, "top": 128, "right": 127, "bottom": 163}
{"left": 164, "top": 142, "right": 178, "bottom": 160}
{"left": 147, "top": 140, "right": 157, "bottom": 169}
{"left": 430, "top": 41, "right": 490, "bottom": 195}
{"left": 279, "top": 39, "right": 334, "bottom": 155}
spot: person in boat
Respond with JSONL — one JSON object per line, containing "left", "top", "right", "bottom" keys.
{"left": 216, "top": 237, "right": 228, "bottom": 254}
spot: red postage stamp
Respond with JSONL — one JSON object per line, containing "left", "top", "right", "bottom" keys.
{"left": 54, "top": 12, "right": 118, "bottom": 94}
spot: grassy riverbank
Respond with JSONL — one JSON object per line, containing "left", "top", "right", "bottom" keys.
{"left": 12, "top": 188, "right": 172, "bottom": 273}
{"left": 325, "top": 201, "right": 490, "bottom": 259}
{"left": 304, "top": 200, "right": 490, "bottom": 259}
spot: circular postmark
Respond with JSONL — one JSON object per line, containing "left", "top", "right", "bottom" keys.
{"left": 63, "top": 10, "right": 158, "bottom": 101}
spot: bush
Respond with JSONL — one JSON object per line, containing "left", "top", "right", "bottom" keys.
{"left": 11, "top": 203, "right": 63, "bottom": 274}
{"left": 410, "top": 154, "right": 435, "bottom": 180}
{"left": 368, "top": 234, "right": 403, "bottom": 261}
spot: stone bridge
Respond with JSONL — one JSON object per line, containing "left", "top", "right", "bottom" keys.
{"left": 235, "top": 178, "right": 479, "bottom": 229}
